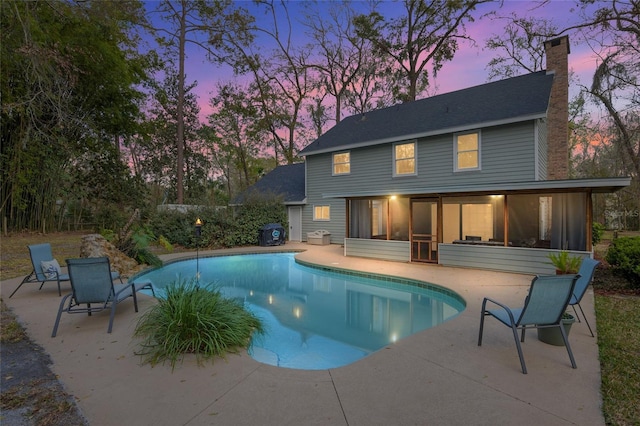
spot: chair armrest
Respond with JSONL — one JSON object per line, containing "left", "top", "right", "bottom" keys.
{"left": 133, "top": 281, "right": 154, "bottom": 292}
{"left": 129, "top": 280, "right": 155, "bottom": 297}
{"left": 113, "top": 282, "right": 137, "bottom": 299}
{"left": 53, "top": 270, "right": 70, "bottom": 281}
{"left": 481, "top": 297, "right": 517, "bottom": 324}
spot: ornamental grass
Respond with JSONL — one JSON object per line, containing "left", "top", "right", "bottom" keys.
{"left": 134, "top": 279, "right": 263, "bottom": 370}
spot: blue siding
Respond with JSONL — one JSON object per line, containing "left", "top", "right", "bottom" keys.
{"left": 303, "top": 157, "right": 346, "bottom": 243}
{"left": 303, "top": 120, "right": 539, "bottom": 245}
{"left": 307, "top": 122, "right": 537, "bottom": 197}
{"left": 438, "top": 244, "right": 590, "bottom": 275}
{"left": 345, "top": 239, "right": 411, "bottom": 262}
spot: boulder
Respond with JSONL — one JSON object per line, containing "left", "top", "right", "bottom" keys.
{"left": 79, "top": 234, "right": 145, "bottom": 278}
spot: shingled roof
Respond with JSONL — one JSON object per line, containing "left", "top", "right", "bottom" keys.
{"left": 232, "top": 163, "right": 306, "bottom": 205}
{"left": 300, "top": 71, "right": 554, "bottom": 156}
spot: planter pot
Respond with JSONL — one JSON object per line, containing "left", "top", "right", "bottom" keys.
{"left": 537, "top": 315, "right": 576, "bottom": 346}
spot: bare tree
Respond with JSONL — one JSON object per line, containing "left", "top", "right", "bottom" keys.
{"left": 344, "top": 47, "right": 396, "bottom": 114}
{"left": 354, "top": 0, "right": 493, "bottom": 102}
{"left": 211, "top": 0, "right": 314, "bottom": 164}
{"left": 559, "top": 0, "right": 639, "bottom": 180}
{"left": 485, "top": 13, "right": 558, "bottom": 80}
{"left": 303, "top": 1, "right": 380, "bottom": 123}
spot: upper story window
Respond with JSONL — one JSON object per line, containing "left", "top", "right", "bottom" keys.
{"left": 333, "top": 152, "right": 350, "bottom": 175}
{"left": 313, "top": 205, "right": 330, "bottom": 221}
{"left": 455, "top": 131, "right": 480, "bottom": 171}
{"left": 394, "top": 141, "right": 416, "bottom": 176}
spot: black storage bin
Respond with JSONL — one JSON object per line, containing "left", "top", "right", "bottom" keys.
{"left": 258, "top": 223, "right": 286, "bottom": 246}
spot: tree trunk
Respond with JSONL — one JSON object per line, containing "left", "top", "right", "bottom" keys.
{"left": 176, "top": 2, "right": 187, "bottom": 204}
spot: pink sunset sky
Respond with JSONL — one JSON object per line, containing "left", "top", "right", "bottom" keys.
{"left": 157, "top": 0, "right": 605, "bottom": 122}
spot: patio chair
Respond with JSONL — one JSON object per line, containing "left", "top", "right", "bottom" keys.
{"left": 569, "top": 258, "right": 600, "bottom": 337}
{"left": 9, "top": 243, "right": 71, "bottom": 298}
{"left": 478, "top": 274, "right": 580, "bottom": 374}
{"left": 9, "top": 243, "right": 123, "bottom": 298}
{"left": 51, "top": 257, "right": 154, "bottom": 337}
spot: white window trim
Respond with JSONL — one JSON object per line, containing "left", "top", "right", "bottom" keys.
{"left": 392, "top": 140, "right": 417, "bottom": 177}
{"left": 332, "top": 151, "right": 351, "bottom": 176}
{"left": 313, "top": 205, "right": 330, "bottom": 221}
{"left": 454, "top": 130, "right": 481, "bottom": 172}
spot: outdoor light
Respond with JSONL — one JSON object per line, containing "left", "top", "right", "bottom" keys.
{"left": 195, "top": 217, "right": 202, "bottom": 237}
{"left": 195, "top": 218, "right": 202, "bottom": 285}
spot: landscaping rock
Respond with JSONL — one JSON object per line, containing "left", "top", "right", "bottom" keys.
{"left": 79, "top": 234, "right": 144, "bottom": 278}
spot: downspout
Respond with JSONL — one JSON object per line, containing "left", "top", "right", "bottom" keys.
{"left": 586, "top": 190, "right": 593, "bottom": 252}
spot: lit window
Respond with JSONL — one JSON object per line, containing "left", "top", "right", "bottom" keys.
{"left": 333, "top": 152, "right": 350, "bottom": 175}
{"left": 394, "top": 141, "right": 416, "bottom": 176}
{"left": 314, "top": 205, "right": 330, "bottom": 221}
{"left": 455, "top": 132, "right": 480, "bottom": 171}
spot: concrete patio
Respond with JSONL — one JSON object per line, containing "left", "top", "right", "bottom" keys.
{"left": 1, "top": 243, "right": 603, "bottom": 425}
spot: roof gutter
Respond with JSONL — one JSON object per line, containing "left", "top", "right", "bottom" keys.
{"left": 320, "top": 177, "right": 631, "bottom": 198}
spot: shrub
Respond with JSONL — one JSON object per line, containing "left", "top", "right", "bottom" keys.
{"left": 148, "top": 198, "right": 287, "bottom": 249}
{"left": 149, "top": 209, "right": 198, "bottom": 247}
{"left": 134, "top": 279, "right": 264, "bottom": 370}
{"left": 157, "top": 235, "right": 173, "bottom": 252}
{"left": 592, "top": 222, "right": 605, "bottom": 245}
{"left": 92, "top": 203, "right": 129, "bottom": 231}
{"left": 102, "top": 219, "right": 162, "bottom": 267}
{"left": 149, "top": 207, "right": 229, "bottom": 249}
{"left": 123, "top": 227, "right": 162, "bottom": 267}
{"left": 605, "top": 237, "right": 640, "bottom": 287}
{"left": 224, "top": 196, "right": 287, "bottom": 247}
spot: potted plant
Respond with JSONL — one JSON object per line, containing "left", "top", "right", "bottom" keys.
{"left": 538, "top": 312, "right": 576, "bottom": 345}
{"left": 547, "top": 251, "right": 582, "bottom": 274}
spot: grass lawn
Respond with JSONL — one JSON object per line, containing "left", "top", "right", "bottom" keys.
{"left": 1, "top": 231, "right": 639, "bottom": 425}
{"left": 595, "top": 295, "right": 640, "bottom": 426}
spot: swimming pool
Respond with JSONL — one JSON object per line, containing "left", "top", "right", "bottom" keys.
{"left": 134, "top": 253, "right": 466, "bottom": 370}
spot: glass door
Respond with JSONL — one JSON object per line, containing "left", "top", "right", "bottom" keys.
{"left": 411, "top": 199, "right": 439, "bottom": 263}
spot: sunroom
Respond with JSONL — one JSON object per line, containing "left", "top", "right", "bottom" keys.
{"left": 340, "top": 177, "right": 630, "bottom": 275}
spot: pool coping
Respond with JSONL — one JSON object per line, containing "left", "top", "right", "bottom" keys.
{"left": 134, "top": 250, "right": 467, "bottom": 309}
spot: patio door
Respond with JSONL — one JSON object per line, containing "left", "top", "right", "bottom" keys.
{"left": 411, "top": 199, "right": 439, "bottom": 263}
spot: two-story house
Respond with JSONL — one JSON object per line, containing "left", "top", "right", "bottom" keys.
{"left": 241, "top": 36, "right": 630, "bottom": 275}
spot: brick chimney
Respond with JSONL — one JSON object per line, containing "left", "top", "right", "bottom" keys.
{"left": 544, "top": 36, "right": 570, "bottom": 180}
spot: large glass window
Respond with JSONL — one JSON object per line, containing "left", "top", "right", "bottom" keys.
{"left": 455, "top": 131, "right": 480, "bottom": 171}
{"left": 349, "top": 197, "right": 409, "bottom": 240}
{"left": 443, "top": 196, "right": 504, "bottom": 243}
{"left": 508, "top": 193, "right": 586, "bottom": 250}
{"left": 333, "top": 152, "right": 350, "bottom": 175}
{"left": 394, "top": 142, "right": 416, "bottom": 176}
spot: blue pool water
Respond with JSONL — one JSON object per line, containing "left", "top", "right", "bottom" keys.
{"left": 134, "top": 253, "right": 465, "bottom": 370}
